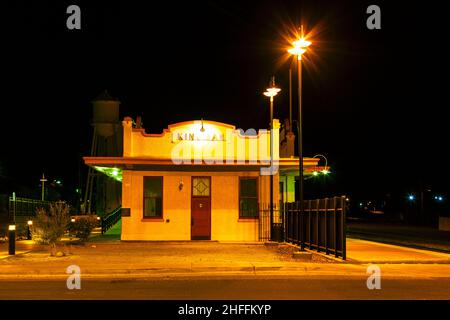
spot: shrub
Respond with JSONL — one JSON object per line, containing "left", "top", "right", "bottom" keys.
{"left": 68, "top": 217, "right": 97, "bottom": 243}
{"left": 33, "top": 201, "right": 71, "bottom": 251}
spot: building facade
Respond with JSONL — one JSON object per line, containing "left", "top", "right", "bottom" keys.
{"left": 84, "top": 117, "right": 321, "bottom": 241}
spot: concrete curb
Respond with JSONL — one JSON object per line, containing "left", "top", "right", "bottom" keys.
{"left": 346, "top": 259, "right": 450, "bottom": 265}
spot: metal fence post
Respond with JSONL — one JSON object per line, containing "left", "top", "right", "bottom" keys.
{"left": 342, "top": 195, "right": 347, "bottom": 260}
{"left": 300, "top": 199, "right": 305, "bottom": 251}
{"left": 316, "top": 199, "right": 320, "bottom": 251}
{"left": 333, "top": 196, "right": 338, "bottom": 257}
{"left": 308, "top": 199, "right": 312, "bottom": 249}
{"left": 324, "top": 197, "right": 329, "bottom": 255}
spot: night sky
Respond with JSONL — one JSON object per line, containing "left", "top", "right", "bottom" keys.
{"left": 2, "top": 1, "right": 448, "bottom": 201}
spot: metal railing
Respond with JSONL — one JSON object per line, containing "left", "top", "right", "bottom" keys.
{"left": 101, "top": 207, "right": 121, "bottom": 234}
{"left": 284, "top": 196, "right": 347, "bottom": 259}
{"left": 258, "top": 203, "right": 283, "bottom": 242}
{"left": 259, "top": 196, "right": 347, "bottom": 259}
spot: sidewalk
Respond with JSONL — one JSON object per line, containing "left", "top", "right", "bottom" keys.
{"left": 0, "top": 240, "right": 34, "bottom": 260}
{"left": 346, "top": 238, "right": 450, "bottom": 264}
{"left": 348, "top": 222, "right": 450, "bottom": 253}
{"left": 1, "top": 240, "right": 450, "bottom": 280}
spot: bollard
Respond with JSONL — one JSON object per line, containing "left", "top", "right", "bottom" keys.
{"left": 8, "top": 225, "right": 16, "bottom": 255}
{"left": 27, "top": 220, "right": 33, "bottom": 240}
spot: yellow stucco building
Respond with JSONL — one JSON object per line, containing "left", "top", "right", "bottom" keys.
{"left": 84, "top": 117, "right": 321, "bottom": 241}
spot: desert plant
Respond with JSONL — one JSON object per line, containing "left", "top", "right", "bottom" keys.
{"left": 33, "top": 201, "right": 71, "bottom": 254}
{"left": 68, "top": 217, "right": 97, "bottom": 243}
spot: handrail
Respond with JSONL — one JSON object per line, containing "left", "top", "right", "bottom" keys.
{"left": 101, "top": 207, "right": 122, "bottom": 234}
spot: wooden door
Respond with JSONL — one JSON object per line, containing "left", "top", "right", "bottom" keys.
{"left": 191, "top": 177, "right": 211, "bottom": 240}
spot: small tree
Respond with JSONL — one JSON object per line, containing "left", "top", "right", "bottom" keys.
{"left": 33, "top": 201, "right": 71, "bottom": 255}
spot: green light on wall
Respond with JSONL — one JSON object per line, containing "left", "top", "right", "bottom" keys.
{"left": 94, "top": 166, "right": 123, "bottom": 182}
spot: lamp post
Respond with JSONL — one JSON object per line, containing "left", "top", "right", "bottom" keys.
{"left": 263, "top": 76, "right": 281, "bottom": 241}
{"left": 40, "top": 173, "right": 47, "bottom": 201}
{"left": 288, "top": 26, "right": 311, "bottom": 250}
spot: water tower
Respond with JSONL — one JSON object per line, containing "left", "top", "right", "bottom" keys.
{"left": 82, "top": 90, "right": 122, "bottom": 215}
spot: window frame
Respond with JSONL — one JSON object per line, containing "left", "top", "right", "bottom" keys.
{"left": 191, "top": 176, "right": 211, "bottom": 198}
{"left": 238, "top": 177, "right": 259, "bottom": 219}
{"left": 143, "top": 176, "right": 163, "bottom": 219}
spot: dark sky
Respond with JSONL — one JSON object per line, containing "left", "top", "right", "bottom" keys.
{"left": 2, "top": 0, "right": 448, "bottom": 199}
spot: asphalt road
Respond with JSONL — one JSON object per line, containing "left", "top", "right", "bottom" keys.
{"left": 1, "top": 276, "right": 450, "bottom": 300}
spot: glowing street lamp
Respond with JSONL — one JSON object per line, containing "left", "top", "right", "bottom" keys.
{"left": 263, "top": 76, "right": 281, "bottom": 241}
{"left": 288, "top": 26, "right": 312, "bottom": 250}
{"left": 312, "top": 154, "right": 330, "bottom": 176}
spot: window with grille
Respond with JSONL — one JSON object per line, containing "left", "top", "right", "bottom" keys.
{"left": 239, "top": 178, "right": 258, "bottom": 218}
{"left": 143, "top": 177, "right": 163, "bottom": 218}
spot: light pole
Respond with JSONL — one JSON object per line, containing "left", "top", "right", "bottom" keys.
{"left": 40, "top": 173, "right": 47, "bottom": 201}
{"left": 288, "top": 26, "right": 311, "bottom": 249}
{"left": 263, "top": 76, "right": 281, "bottom": 241}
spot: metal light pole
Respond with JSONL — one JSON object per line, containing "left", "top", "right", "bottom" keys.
{"left": 289, "top": 67, "right": 293, "bottom": 131}
{"left": 297, "top": 51, "right": 304, "bottom": 249}
{"left": 263, "top": 77, "right": 281, "bottom": 241}
{"left": 288, "top": 26, "right": 311, "bottom": 250}
{"left": 40, "top": 173, "right": 47, "bottom": 201}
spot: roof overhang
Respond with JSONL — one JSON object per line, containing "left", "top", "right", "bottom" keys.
{"left": 83, "top": 156, "right": 328, "bottom": 181}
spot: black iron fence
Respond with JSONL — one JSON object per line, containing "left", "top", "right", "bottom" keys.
{"left": 258, "top": 203, "right": 282, "bottom": 242}
{"left": 284, "top": 196, "right": 347, "bottom": 259}
{"left": 101, "top": 207, "right": 121, "bottom": 234}
{"left": 259, "top": 196, "right": 347, "bottom": 259}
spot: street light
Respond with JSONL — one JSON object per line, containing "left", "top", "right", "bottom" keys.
{"left": 288, "top": 26, "right": 311, "bottom": 250}
{"left": 40, "top": 173, "right": 47, "bottom": 201}
{"left": 312, "top": 154, "right": 330, "bottom": 176}
{"left": 263, "top": 76, "right": 281, "bottom": 241}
